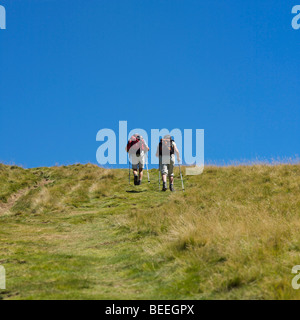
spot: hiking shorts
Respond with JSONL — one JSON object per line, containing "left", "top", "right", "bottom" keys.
{"left": 131, "top": 154, "right": 145, "bottom": 170}
{"left": 161, "top": 155, "right": 175, "bottom": 177}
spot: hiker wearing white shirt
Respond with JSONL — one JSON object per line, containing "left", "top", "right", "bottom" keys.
{"left": 126, "top": 134, "right": 149, "bottom": 185}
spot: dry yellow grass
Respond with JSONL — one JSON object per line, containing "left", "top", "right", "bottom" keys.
{"left": 120, "top": 164, "right": 300, "bottom": 299}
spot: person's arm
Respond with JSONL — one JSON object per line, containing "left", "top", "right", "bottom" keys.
{"left": 174, "top": 144, "right": 180, "bottom": 163}
{"left": 156, "top": 145, "right": 159, "bottom": 157}
{"left": 143, "top": 138, "right": 150, "bottom": 152}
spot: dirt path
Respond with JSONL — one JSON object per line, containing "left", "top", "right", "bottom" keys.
{"left": 0, "top": 179, "right": 53, "bottom": 215}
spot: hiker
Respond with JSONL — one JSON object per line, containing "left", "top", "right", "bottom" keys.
{"left": 126, "top": 134, "right": 149, "bottom": 185}
{"left": 156, "top": 135, "right": 180, "bottom": 192}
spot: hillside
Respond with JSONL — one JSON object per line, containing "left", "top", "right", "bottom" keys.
{"left": 0, "top": 163, "right": 300, "bottom": 300}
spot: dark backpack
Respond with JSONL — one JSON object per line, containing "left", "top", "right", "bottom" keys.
{"left": 159, "top": 137, "right": 175, "bottom": 157}
{"left": 127, "top": 135, "right": 146, "bottom": 156}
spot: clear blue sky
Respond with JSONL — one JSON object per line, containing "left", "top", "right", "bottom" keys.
{"left": 0, "top": 0, "right": 299, "bottom": 168}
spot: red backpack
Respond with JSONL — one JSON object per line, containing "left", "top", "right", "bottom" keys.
{"left": 127, "top": 134, "right": 146, "bottom": 156}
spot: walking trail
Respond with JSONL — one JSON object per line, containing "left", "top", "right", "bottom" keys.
{"left": 0, "top": 179, "right": 53, "bottom": 215}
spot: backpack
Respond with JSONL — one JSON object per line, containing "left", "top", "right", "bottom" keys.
{"left": 159, "top": 137, "right": 175, "bottom": 157}
{"left": 127, "top": 134, "right": 146, "bottom": 156}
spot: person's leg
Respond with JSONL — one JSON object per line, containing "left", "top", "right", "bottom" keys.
{"left": 131, "top": 154, "right": 139, "bottom": 185}
{"left": 132, "top": 166, "right": 138, "bottom": 185}
{"left": 132, "top": 169, "right": 138, "bottom": 185}
{"left": 139, "top": 168, "right": 143, "bottom": 182}
{"left": 169, "top": 156, "right": 175, "bottom": 191}
{"left": 138, "top": 155, "right": 145, "bottom": 185}
{"left": 161, "top": 164, "right": 168, "bottom": 191}
{"left": 162, "top": 174, "right": 167, "bottom": 191}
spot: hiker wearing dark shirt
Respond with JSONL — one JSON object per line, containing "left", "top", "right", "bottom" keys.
{"left": 156, "top": 135, "right": 180, "bottom": 192}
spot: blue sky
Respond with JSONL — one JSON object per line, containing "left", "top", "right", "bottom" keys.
{"left": 0, "top": 0, "right": 299, "bottom": 168}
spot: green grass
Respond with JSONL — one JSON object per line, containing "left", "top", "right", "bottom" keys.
{"left": 0, "top": 163, "right": 300, "bottom": 300}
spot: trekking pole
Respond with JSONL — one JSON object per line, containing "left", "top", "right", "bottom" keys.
{"left": 158, "top": 159, "right": 161, "bottom": 191}
{"left": 128, "top": 158, "right": 131, "bottom": 185}
{"left": 146, "top": 154, "right": 150, "bottom": 183}
{"left": 159, "top": 170, "right": 161, "bottom": 191}
{"left": 178, "top": 163, "right": 185, "bottom": 192}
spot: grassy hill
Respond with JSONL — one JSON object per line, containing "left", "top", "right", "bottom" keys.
{"left": 0, "top": 163, "right": 300, "bottom": 300}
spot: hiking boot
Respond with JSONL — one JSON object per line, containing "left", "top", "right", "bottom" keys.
{"left": 162, "top": 182, "right": 167, "bottom": 191}
{"left": 134, "top": 175, "right": 138, "bottom": 185}
{"left": 170, "top": 184, "right": 175, "bottom": 192}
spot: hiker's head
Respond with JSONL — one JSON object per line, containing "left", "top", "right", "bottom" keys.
{"left": 163, "top": 135, "right": 171, "bottom": 140}
{"left": 134, "top": 134, "right": 141, "bottom": 140}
